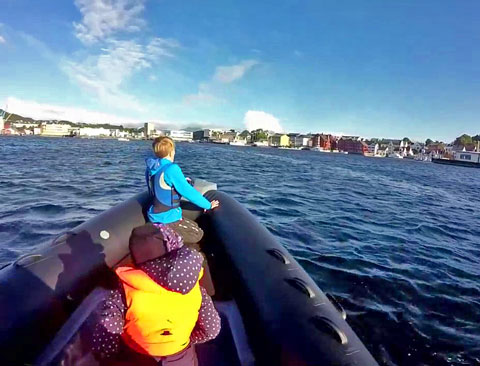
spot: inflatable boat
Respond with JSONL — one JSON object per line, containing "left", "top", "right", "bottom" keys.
{"left": 0, "top": 180, "right": 378, "bottom": 366}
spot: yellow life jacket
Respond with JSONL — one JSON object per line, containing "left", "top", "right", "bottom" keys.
{"left": 115, "top": 266, "right": 203, "bottom": 357}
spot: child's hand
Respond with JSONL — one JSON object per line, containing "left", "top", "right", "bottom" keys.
{"left": 210, "top": 200, "right": 220, "bottom": 210}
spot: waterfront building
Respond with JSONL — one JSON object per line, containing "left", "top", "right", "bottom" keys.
{"left": 168, "top": 130, "right": 193, "bottom": 141}
{"left": 382, "top": 139, "right": 401, "bottom": 146}
{"left": 2, "top": 128, "right": 17, "bottom": 135}
{"left": 452, "top": 143, "right": 478, "bottom": 152}
{"left": 368, "top": 143, "right": 379, "bottom": 155}
{"left": 193, "top": 129, "right": 212, "bottom": 142}
{"left": 268, "top": 134, "right": 290, "bottom": 147}
{"left": 33, "top": 127, "right": 42, "bottom": 135}
{"left": 40, "top": 123, "right": 71, "bottom": 136}
{"left": 220, "top": 131, "right": 238, "bottom": 143}
{"left": 311, "top": 134, "right": 336, "bottom": 150}
{"left": 399, "top": 141, "right": 414, "bottom": 157}
{"left": 12, "top": 122, "right": 38, "bottom": 129}
{"left": 111, "top": 129, "right": 129, "bottom": 138}
{"left": 145, "top": 122, "right": 155, "bottom": 139}
{"left": 238, "top": 130, "right": 252, "bottom": 142}
{"left": 0, "top": 115, "right": 4, "bottom": 133}
{"left": 341, "top": 135, "right": 361, "bottom": 141}
{"left": 288, "top": 133, "right": 300, "bottom": 147}
{"left": 426, "top": 143, "right": 445, "bottom": 156}
{"left": 78, "top": 127, "right": 111, "bottom": 137}
{"left": 410, "top": 142, "right": 425, "bottom": 154}
{"left": 292, "top": 134, "right": 312, "bottom": 148}
{"left": 338, "top": 138, "right": 368, "bottom": 155}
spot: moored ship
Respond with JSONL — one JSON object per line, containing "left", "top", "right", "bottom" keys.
{"left": 433, "top": 150, "right": 480, "bottom": 168}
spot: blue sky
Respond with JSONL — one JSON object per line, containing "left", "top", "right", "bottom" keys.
{"left": 1, "top": 0, "right": 479, "bottom": 141}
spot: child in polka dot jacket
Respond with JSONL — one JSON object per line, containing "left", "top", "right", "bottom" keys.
{"left": 91, "top": 223, "right": 221, "bottom": 366}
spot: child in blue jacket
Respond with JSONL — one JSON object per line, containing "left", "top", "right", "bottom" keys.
{"left": 145, "top": 136, "right": 219, "bottom": 243}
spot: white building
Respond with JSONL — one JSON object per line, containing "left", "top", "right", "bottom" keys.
{"left": 168, "top": 130, "right": 193, "bottom": 141}
{"left": 12, "top": 122, "right": 38, "bottom": 129}
{"left": 145, "top": 122, "right": 155, "bottom": 138}
{"left": 399, "top": 141, "right": 414, "bottom": 157}
{"left": 368, "top": 143, "right": 379, "bottom": 155}
{"left": 0, "top": 116, "right": 4, "bottom": 132}
{"left": 33, "top": 127, "right": 42, "bottom": 135}
{"left": 78, "top": 127, "right": 111, "bottom": 137}
{"left": 111, "top": 129, "right": 129, "bottom": 138}
{"left": 40, "top": 123, "right": 71, "bottom": 136}
{"left": 411, "top": 142, "right": 425, "bottom": 153}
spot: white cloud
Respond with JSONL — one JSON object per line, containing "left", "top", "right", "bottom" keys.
{"left": 4, "top": 96, "right": 141, "bottom": 125}
{"left": 146, "top": 37, "right": 180, "bottom": 58}
{"left": 3, "top": 96, "right": 214, "bottom": 129}
{"left": 214, "top": 60, "right": 258, "bottom": 84}
{"left": 243, "top": 110, "right": 283, "bottom": 132}
{"left": 0, "top": 35, "right": 5, "bottom": 44}
{"left": 73, "top": 0, "right": 146, "bottom": 44}
{"left": 183, "top": 59, "right": 259, "bottom": 105}
{"left": 183, "top": 83, "right": 222, "bottom": 105}
{"left": 294, "top": 50, "right": 303, "bottom": 57}
{"left": 183, "top": 92, "right": 219, "bottom": 105}
{"left": 62, "top": 38, "right": 179, "bottom": 112}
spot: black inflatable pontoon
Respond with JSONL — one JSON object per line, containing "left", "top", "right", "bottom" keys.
{"left": 0, "top": 182, "right": 378, "bottom": 366}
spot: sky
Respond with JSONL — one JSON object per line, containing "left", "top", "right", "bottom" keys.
{"left": 1, "top": 0, "right": 479, "bottom": 141}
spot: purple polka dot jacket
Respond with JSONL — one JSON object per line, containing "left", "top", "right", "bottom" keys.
{"left": 91, "top": 224, "right": 221, "bottom": 358}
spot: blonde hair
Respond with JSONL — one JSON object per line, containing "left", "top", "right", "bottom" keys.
{"left": 152, "top": 136, "right": 175, "bottom": 158}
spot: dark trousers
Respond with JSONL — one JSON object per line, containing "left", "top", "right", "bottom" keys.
{"left": 155, "top": 344, "right": 198, "bottom": 366}
{"left": 109, "top": 343, "right": 198, "bottom": 366}
{"left": 166, "top": 218, "right": 215, "bottom": 296}
{"left": 166, "top": 218, "right": 204, "bottom": 245}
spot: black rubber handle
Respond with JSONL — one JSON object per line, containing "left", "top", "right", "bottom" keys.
{"left": 266, "top": 248, "right": 291, "bottom": 264}
{"left": 286, "top": 277, "right": 316, "bottom": 298}
{"left": 13, "top": 254, "right": 43, "bottom": 267}
{"left": 311, "top": 316, "right": 348, "bottom": 345}
{"left": 326, "top": 293, "right": 347, "bottom": 320}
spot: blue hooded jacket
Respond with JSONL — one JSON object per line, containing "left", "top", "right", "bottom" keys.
{"left": 146, "top": 158, "right": 212, "bottom": 224}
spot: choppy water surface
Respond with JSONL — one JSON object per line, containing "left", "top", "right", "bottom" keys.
{"left": 1, "top": 136, "right": 479, "bottom": 366}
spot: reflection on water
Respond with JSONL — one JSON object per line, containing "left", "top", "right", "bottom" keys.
{"left": 1, "top": 136, "right": 479, "bottom": 366}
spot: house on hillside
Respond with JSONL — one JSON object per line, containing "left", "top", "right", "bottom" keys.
{"left": 410, "top": 142, "right": 425, "bottom": 154}
{"left": 220, "top": 131, "right": 238, "bottom": 143}
{"left": 452, "top": 143, "right": 479, "bottom": 152}
{"left": 238, "top": 130, "right": 252, "bottom": 142}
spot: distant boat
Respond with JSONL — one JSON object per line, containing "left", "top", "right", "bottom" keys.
{"left": 229, "top": 140, "right": 247, "bottom": 146}
{"left": 253, "top": 141, "right": 269, "bottom": 147}
{"left": 117, "top": 137, "right": 130, "bottom": 142}
{"left": 387, "top": 153, "right": 403, "bottom": 159}
{"left": 432, "top": 151, "right": 480, "bottom": 168}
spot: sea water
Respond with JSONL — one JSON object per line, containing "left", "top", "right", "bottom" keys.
{"left": 0, "top": 136, "right": 479, "bottom": 366}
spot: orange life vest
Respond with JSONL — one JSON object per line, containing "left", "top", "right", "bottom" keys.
{"left": 115, "top": 266, "right": 203, "bottom": 357}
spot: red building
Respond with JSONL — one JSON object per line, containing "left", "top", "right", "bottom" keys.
{"left": 337, "top": 138, "right": 368, "bottom": 155}
{"left": 311, "top": 134, "right": 336, "bottom": 150}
